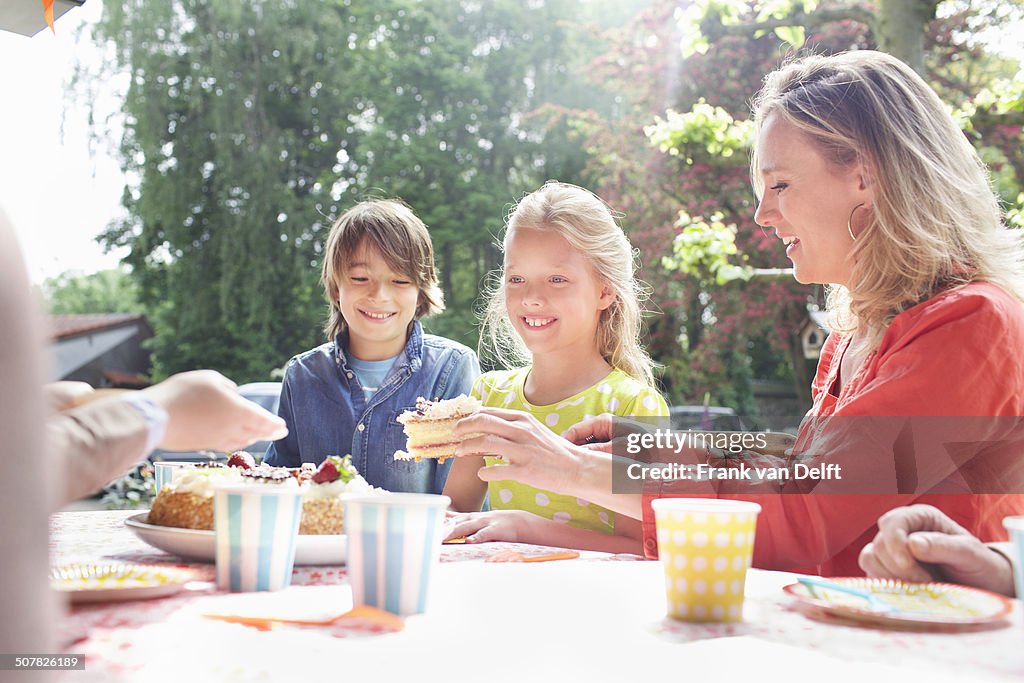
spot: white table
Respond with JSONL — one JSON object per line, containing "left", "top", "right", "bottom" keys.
{"left": 51, "top": 511, "right": 1024, "bottom": 682}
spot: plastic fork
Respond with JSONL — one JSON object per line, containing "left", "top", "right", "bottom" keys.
{"left": 798, "top": 576, "right": 897, "bottom": 613}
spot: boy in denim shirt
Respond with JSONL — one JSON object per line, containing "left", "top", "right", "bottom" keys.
{"left": 263, "top": 199, "right": 479, "bottom": 494}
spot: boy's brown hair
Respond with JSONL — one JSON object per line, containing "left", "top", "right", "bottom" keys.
{"left": 321, "top": 199, "right": 444, "bottom": 340}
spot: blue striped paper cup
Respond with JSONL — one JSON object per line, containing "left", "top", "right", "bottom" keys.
{"left": 213, "top": 484, "right": 303, "bottom": 592}
{"left": 1003, "top": 516, "right": 1024, "bottom": 599}
{"left": 343, "top": 493, "right": 450, "bottom": 616}
{"left": 152, "top": 461, "right": 193, "bottom": 494}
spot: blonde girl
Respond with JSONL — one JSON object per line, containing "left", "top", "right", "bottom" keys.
{"left": 443, "top": 182, "right": 668, "bottom": 553}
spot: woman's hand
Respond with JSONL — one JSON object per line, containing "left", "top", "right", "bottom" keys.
{"left": 561, "top": 413, "right": 615, "bottom": 450}
{"left": 453, "top": 408, "right": 647, "bottom": 519}
{"left": 143, "top": 370, "right": 288, "bottom": 452}
{"left": 562, "top": 413, "right": 669, "bottom": 459}
{"left": 444, "top": 509, "right": 540, "bottom": 544}
{"left": 43, "top": 381, "right": 95, "bottom": 412}
{"left": 454, "top": 407, "right": 590, "bottom": 495}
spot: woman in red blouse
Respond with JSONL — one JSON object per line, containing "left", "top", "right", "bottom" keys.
{"left": 453, "top": 50, "right": 1024, "bottom": 576}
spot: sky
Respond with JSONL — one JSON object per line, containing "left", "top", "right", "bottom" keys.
{"left": 0, "top": 0, "right": 126, "bottom": 284}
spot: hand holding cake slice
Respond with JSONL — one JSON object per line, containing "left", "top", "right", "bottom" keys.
{"left": 394, "top": 395, "right": 482, "bottom": 463}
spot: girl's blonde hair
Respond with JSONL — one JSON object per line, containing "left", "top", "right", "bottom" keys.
{"left": 480, "top": 181, "right": 658, "bottom": 388}
{"left": 321, "top": 199, "right": 444, "bottom": 340}
{"left": 751, "top": 50, "right": 1024, "bottom": 341}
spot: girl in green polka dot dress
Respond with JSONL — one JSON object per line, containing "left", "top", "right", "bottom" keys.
{"left": 443, "top": 182, "right": 668, "bottom": 553}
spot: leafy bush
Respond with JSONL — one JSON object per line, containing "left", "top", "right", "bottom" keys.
{"left": 100, "top": 462, "right": 155, "bottom": 510}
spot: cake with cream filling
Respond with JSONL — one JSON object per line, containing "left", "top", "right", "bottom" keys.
{"left": 146, "top": 462, "right": 243, "bottom": 530}
{"left": 393, "top": 395, "right": 482, "bottom": 463}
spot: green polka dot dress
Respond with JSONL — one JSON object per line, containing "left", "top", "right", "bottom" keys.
{"left": 475, "top": 368, "right": 668, "bottom": 534}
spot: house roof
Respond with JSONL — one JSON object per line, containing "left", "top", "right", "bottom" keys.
{"left": 102, "top": 370, "right": 150, "bottom": 388}
{"left": 49, "top": 313, "right": 147, "bottom": 340}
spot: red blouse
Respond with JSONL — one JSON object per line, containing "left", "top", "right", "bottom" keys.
{"left": 641, "top": 282, "right": 1024, "bottom": 575}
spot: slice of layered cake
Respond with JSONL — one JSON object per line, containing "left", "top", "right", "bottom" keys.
{"left": 393, "top": 395, "right": 482, "bottom": 463}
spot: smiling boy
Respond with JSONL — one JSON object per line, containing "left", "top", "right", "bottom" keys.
{"left": 263, "top": 199, "right": 479, "bottom": 493}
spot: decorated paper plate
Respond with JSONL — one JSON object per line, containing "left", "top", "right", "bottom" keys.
{"left": 125, "top": 512, "right": 347, "bottom": 565}
{"left": 783, "top": 577, "right": 1013, "bottom": 627}
{"left": 51, "top": 563, "right": 199, "bottom": 604}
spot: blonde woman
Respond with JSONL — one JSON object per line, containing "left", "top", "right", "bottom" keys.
{"left": 444, "top": 182, "right": 668, "bottom": 553}
{"left": 452, "top": 52, "right": 1024, "bottom": 576}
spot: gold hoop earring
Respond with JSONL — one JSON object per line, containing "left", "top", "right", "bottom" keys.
{"left": 847, "top": 203, "right": 866, "bottom": 242}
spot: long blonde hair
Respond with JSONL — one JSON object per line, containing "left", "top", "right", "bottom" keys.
{"left": 480, "top": 181, "right": 658, "bottom": 388}
{"left": 751, "top": 50, "right": 1024, "bottom": 340}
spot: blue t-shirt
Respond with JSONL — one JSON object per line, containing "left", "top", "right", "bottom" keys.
{"left": 348, "top": 355, "right": 399, "bottom": 399}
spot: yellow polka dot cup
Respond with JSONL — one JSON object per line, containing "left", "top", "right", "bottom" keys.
{"left": 651, "top": 498, "right": 761, "bottom": 622}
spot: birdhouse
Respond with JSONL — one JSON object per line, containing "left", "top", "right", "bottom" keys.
{"left": 801, "top": 309, "right": 831, "bottom": 359}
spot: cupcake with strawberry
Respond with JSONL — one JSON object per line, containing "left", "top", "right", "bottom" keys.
{"left": 299, "top": 455, "right": 383, "bottom": 534}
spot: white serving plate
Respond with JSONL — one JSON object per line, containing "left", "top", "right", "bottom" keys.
{"left": 125, "top": 512, "right": 347, "bottom": 566}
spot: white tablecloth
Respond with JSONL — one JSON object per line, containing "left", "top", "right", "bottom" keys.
{"left": 51, "top": 511, "right": 1024, "bottom": 682}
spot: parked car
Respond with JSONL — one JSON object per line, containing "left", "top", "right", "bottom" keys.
{"left": 149, "top": 381, "right": 283, "bottom": 463}
{"left": 669, "top": 405, "right": 747, "bottom": 432}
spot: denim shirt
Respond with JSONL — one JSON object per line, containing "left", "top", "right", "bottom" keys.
{"left": 263, "top": 321, "right": 480, "bottom": 494}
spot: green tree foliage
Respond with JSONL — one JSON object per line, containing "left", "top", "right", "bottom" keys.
{"left": 661, "top": 211, "right": 753, "bottom": 286}
{"left": 675, "top": 0, "right": 938, "bottom": 75}
{"left": 86, "top": 0, "right": 635, "bottom": 381}
{"left": 92, "top": 1, "right": 349, "bottom": 380}
{"left": 42, "top": 268, "right": 142, "bottom": 315}
{"left": 646, "top": 99, "right": 754, "bottom": 164}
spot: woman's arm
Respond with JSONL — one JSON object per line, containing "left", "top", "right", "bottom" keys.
{"left": 49, "top": 398, "right": 152, "bottom": 504}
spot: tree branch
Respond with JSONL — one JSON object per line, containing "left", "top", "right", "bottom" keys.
{"left": 971, "top": 109, "right": 1024, "bottom": 130}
